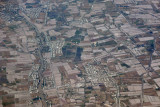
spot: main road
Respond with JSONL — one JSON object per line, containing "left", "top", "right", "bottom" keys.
{"left": 19, "top": 10, "right": 48, "bottom": 107}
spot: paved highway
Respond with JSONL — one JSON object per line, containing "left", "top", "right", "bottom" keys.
{"left": 19, "top": 10, "right": 48, "bottom": 107}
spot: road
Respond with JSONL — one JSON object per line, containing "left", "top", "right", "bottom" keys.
{"left": 19, "top": 10, "right": 48, "bottom": 107}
